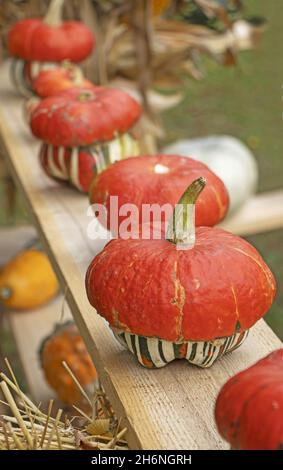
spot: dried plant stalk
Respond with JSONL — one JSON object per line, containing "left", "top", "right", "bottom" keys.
{"left": 0, "top": 360, "right": 128, "bottom": 450}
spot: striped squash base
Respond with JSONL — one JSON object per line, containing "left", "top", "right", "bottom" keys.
{"left": 40, "top": 133, "right": 140, "bottom": 192}
{"left": 11, "top": 59, "right": 57, "bottom": 96}
{"left": 112, "top": 328, "right": 249, "bottom": 368}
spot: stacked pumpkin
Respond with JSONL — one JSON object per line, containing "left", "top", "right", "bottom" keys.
{"left": 40, "top": 322, "right": 97, "bottom": 407}
{"left": 32, "top": 62, "right": 94, "bottom": 99}
{"left": 86, "top": 155, "right": 276, "bottom": 368}
{"left": 29, "top": 86, "right": 141, "bottom": 192}
{"left": 24, "top": 61, "right": 96, "bottom": 121}
{"left": 9, "top": 0, "right": 143, "bottom": 192}
{"left": 8, "top": 0, "right": 95, "bottom": 96}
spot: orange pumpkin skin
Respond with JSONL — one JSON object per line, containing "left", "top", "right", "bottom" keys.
{"left": 89, "top": 154, "right": 229, "bottom": 231}
{"left": 40, "top": 322, "right": 97, "bottom": 406}
{"left": 8, "top": 19, "right": 94, "bottom": 63}
{"left": 30, "top": 87, "right": 141, "bottom": 192}
{"left": 215, "top": 349, "right": 283, "bottom": 450}
{"left": 32, "top": 66, "right": 94, "bottom": 98}
{"left": 86, "top": 226, "right": 276, "bottom": 343}
{"left": 30, "top": 87, "right": 141, "bottom": 147}
{"left": 0, "top": 249, "right": 58, "bottom": 310}
{"left": 8, "top": 0, "right": 95, "bottom": 96}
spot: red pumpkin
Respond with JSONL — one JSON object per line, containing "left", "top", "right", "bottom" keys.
{"left": 24, "top": 64, "right": 93, "bottom": 124}
{"left": 215, "top": 349, "right": 283, "bottom": 450}
{"left": 31, "top": 87, "right": 141, "bottom": 192}
{"left": 40, "top": 321, "right": 97, "bottom": 407}
{"left": 8, "top": 0, "right": 94, "bottom": 63}
{"left": 8, "top": 0, "right": 95, "bottom": 94}
{"left": 31, "top": 87, "right": 141, "bottom": 147}
{"left": 40, "top": 144, "right": 104, "bottom": 192}
{"left": 32, "top": 63, "right": 94, "bottom": 98}
{"left": 86, "top": 178, "right": 275, "bottom": 368}
{"left": 89, "top": 154, "right": 229, "bottom": 231}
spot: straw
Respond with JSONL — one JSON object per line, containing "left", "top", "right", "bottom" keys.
{"left": 0, "top": 381, "right": 33, "bottom": 448}
{"left": 62, "top": 361, "right": 93, "bottom": 409}
{"left": 0, "top": 360, "right": 128, "bottom": 450}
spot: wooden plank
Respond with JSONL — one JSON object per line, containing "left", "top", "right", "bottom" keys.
{"left": 0, "top": 226, "right": 36, "bottom": 265}
{"left": 9, "top": 297, "right": 72, "bottom": 405}
{"left": 220, "top": 190, "right": 283, "bottom": 236}
{"left": 0, "top": 226, "right": 37, "bottom": 415}
{"left": 0, "top": 226, "right": 72, "bottom": 405}
{"left": 0, "top": 60, "right": 281, "bottom": 450}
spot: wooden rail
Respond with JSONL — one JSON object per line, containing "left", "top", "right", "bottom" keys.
{"left": 220, "top": 189, "right": 283, "bottom": 235}
{"left": 0, "top": 61, "right": 282, "bottom": 449}
{"left": 9, "top": 297, "right": 69, "bottom": 404}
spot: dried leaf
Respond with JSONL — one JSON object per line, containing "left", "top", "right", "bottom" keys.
{"left": 86, "top": 419, "right": 110, "bottom": 436}
{"left": 110, "top": 78, "right": 183, "bottom": 111}
{"left": 223, "top": 48, "right": 237, "bottom": 66}
{"left": 79, "top": 439, "right": 100, "bottom": 450}
{"left": 75, "top": 431, "right": 100, "bottom": 450}
{"left": 194, "top": 0, "right": 232, "bottom": 27}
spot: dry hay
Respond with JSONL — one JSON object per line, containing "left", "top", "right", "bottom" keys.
{"left": 0, "top": 358, "right": 128, "bottom": 450}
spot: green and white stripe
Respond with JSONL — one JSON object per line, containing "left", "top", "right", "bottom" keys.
{"left": 99, "top": 133, "right": 139, "bottom": 169}
{"left": 11, "top": 60, "right": 33, "bottom": 97}
{"left": 112, "top": 328, "right": 249, "bottom": 369}
{"left": 43, "top": 133, "right": 139, "bottom": 192}
{"left": 11, "top": 59, "right": 57, "bottom": 97}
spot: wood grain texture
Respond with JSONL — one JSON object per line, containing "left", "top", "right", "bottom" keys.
{"left": 220, "top": 189, "right": 283, "bottom": 235}
{"left": 0, "top": 61, "right": 281, "bottom": 449}
{"left": 9, "top": 297, "right": 71, "bottom": 405}
{"left": 0, "top": 226, "right": 36, "bottom": 265}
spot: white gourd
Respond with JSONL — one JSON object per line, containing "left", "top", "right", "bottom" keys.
{"left": 163, "top": 135, "right": 259, "bottom": 215}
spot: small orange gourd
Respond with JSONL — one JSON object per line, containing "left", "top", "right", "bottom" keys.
{"left": 40, "top": 322, "right": 97, "bottom": 406}
{"left": 0, "top": 249, "right": 58, "bottom": 310}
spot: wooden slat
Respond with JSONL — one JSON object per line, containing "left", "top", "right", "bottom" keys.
{"left": 220, "top": 190, "right": 283, "bottom": 235}
{"left": 0, "top": 60, "right": 281, "bottom": 450}
{"left": 9, "top": 297, "right": 71, "bottom": 405}
{"left": 0, "top": 226, "right": 36, "bottom": 266}
{"left": 0, "top": 226, "right": 72, "bottom": 405}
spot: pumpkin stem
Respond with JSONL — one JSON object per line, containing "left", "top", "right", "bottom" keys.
{"left": 77, "top": 91, "right": 94, "bottom": 101}
{"left": 44, "top": 0, "right": 65, "bottom": 27}
{"left": 166, "top": 177, "right": 206, "bottom": 249}
{"left": 62, "top": 61, "right": 85, "bottom": 85}
{"left": 0, "top": 286, "right": 12, "bottom": 301}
